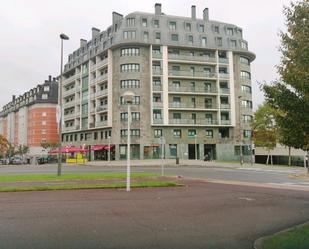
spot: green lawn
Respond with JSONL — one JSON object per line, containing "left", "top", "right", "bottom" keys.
{"left": 259, "top": 224, "right": 309, "bottom": 249}
{"left": 0, "top": 173, "right": 159, "bottom": 182}
{"left": 0, "top": 181, "right": 179, "bottom": 192}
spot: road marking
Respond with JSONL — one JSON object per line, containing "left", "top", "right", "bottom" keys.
{"left": 238, "top": 197, "right": 255, "bottom": 201}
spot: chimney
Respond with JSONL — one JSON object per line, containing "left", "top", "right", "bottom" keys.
{"left": 12, "top": 95, "right": 16, "bottom": 102}
{"left": 203, "top": 8, "right": 209, "bottom": 21}
{"left": 191, "top": 5, "right": 196, "bottom": 20}
{"left": 92, "top": 27, "right": 100, "bottom": 38}
{"left": 48, "top": 75, "right": 52, "bottom": 82}
{"left": 53, "top": 77, "right": 56, "bottom": 82}
{"left": 112, "top": 11, "right": 123, "bottom": 25}
{"left": 80, "top": 39, "right": 87, "bottom": 47}
{"left": 155, "top": 3, "right": 161, "bottom": 15}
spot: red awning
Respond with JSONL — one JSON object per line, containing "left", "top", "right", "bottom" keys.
{"left": 91, "top": 145, "right": 106, "bottom": 151}
{"left": 48, "top": 148, "right": 89, "bottom": 154}
{"left": 104, "top": 145, "right": 115, "bottom": 150}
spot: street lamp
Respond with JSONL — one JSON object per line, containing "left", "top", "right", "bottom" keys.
{"left": 238, "top": 96, "right": 243, "bottom": 166}
{"left": 160, "top": 136, "right": 165, "bottom": 176}
{"left": 57, "top": 33, "right": 69, "bottom": 176}
{"left": 108, "top": 136, "right": 111, "bottom": 162}
{"left": 194, "top": 134, "right": 197, "bottom": 160}
{"left": 123, "top": 91, "right": 134, "bottom": 192}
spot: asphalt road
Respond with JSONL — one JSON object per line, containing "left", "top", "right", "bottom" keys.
{"left": 0, "top": 181, "right": 309, "bottom": 249}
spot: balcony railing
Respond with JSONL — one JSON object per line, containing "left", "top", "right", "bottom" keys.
{"left": 169, "top": 119, "right": 219, "bottom": 125}
{"left": 219, "top": 73, "right": 230, "bottom": 79}
{"left": 97, "top": 74, "right": 108, "bottom": 83}
{"left": 63, "top": 88, "right": 76, "bottom": 97}
{"left": 96, "top": 89, "right": 108, "bottom": 97}
{"left": 168, "top": 70, "right": 217, "bottom": 79}
{"left": 220, "top": 88, "right": 230, "bottom": 94}
{"left": 153, "top": 68, "right": 163, "bottom": 75}
{"left": 152, "top": 52, "right": 162, "bottom": 59}
{"left": 63, "top": 113, "right": 75, "bottom": 119}
{"left": 96, "top": 105, "right": 108, "bottom": 112}
{"left": 152, "top": 102, "right": 163, "bottom": 108}
{"left": 221, "top": 120, "right": 231, "bottom": 125}
{"left": 168, "top": 54, "right": 216, "bottom": 63}
{"left": 169, "top": 86, "right": 217, "bottom": 93}
{"left": 169, "top": 102, "right": 217, "bottom": 109}
{"left": 219, "top": 58, "right": 229, "bottom": 64}
{"left": 96, "top": 58, "right": 108, "bottom": 68}
{"left": 153, "top": 118, "right": 163, "bottom": 124}
{"left": 153, "top": 85, "right": 163, "bottom": 91}
{"left": 220, "top": 103, "right": 230, "bottom": 109}
{"left": 63, "top": 101, "right": 75, "bottom": 108}
{"left": 89, "top": 123, "right": 95, "bottom": 128}
{"left": 63, "top": 73, "right": 80, "bottom": 85}
{"left": 96, "top": 121, "right": 108, "bottom": 127}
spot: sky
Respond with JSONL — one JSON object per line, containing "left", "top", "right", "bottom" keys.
{"left": 0, "top": 0, "right": 292, "bottom": 109}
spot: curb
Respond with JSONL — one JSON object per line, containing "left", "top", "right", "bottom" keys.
{"left": 253, "top": 221, "right": 309, "bottom": 249}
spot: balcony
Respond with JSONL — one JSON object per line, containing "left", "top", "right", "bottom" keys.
{"left": 169, "top": 119, "right": 218, "bottom": 125}
{"left": 153, "top": 85, "right": 163, "bottom": 91}
{"left": 169, "top": 86, "right": 217, "bottom": 94}
{"left": 169, "top": 102, "right": 217, "bottom": 109}
{"left": 96, "top": 121, "right": 108, "bottom": 127}
{"left": 220, "top": 88, "right": 230, "bottom": 94}
{"left": 63, "top": 113, "right": 75, "bottom": 120}
{"left": 221, "top": 120, "right": 231, "bottom": 125}
{"left": 96, "top": 89, "right": 108, "bottom": 97}
{"left": 153, "top": 68, "right": 163, "bottom": 75}
{"left": 153, "top": 118, "right": 163, "bottom": 124}
{"left": 63, "top": 101, "right": 75, "bottom": 108}
{"left": 168, "top": 54, "right": 216, "bottom": 63}
{"left": 152, "top": 52, "right": 162, "bottom": 59}
{"left": 218, "top": 58, "right": 229, "bottom": 64}
{"left": 220, "top": 103, "right": 230, "bottom": 109}
{"left": 63, "top": 88, "right": 76, "bottom": 97}
{"left": 96, "top": 105, "right": 108, "bottom": 112}
{"left": 219, "top": 73, "right": 230, "bottom": 79}
{"left": 89, "top": 123, "right": 95, "bottom": 128}
{"left": 97, "top": 74, "right": 108, "bottom": 83}
{"left": 152, "top": 102, "right": 163, "bottom": 108}
{"left": 63, "top": 73, "right": 80, "bottom": 85}
{"left": 168, "top": 70, "right": 217, "bottom": 79}
{"left": 63, "top": 126, "right": 75, "bottom": 132}
{"left": 96, "top": 58, "right": 108, "bottom": 69}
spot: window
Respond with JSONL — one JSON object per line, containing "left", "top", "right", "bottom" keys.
{"left": 42, "top": 94, "right": 48, "bottom": 100}
{"left": 154, "top": 19, "right": 159, "bottom": 28}
{"left": 216, "top": 37, "right": 222, "bottom": 46}
{"left": 155, "top": 32, "right": 161, "bottom": 42}
{"left": 43, "top": 86, "right": 50, "bottom": 91}
{"left": 154, "top": 129, "right": 162, "bottom": 138}
{"left": 120, "top": 96, "right": 140, "bottom": 105}
{"left": 231, "top": 40, "right": 237, "bottom": 47}
{"left": 243, "top": 130, "right": 252, "bottom": 138}
{"left": 142, "top": 18, "right": 147, "bottom": 27}
{"left": 42, "top": 112, "right": 47, "bottom": 117}
{"left": 188, "top": 129, "right": 196, "bottom": 137}
{"left": 121, "top": 48, "right": 139, "bottom": 56}
{"left": 171, "top": 34, "right": 179, "bottom": 42}
{"left": 201, "top": 37, "right": 207, "bottom": 46}
{"left": 241, "top": 85, "right": 252, "bottom": 93}
{"left": 132, "top": 112, "right": 140, "bottom": 121}
{"left": 143, "top": 31, "right": 149, "bottom": 41}
{"left": 169, "top": 21, "right": 177, "bottom": 30}
{"left": 120, "top": 79, "right": 140, "bottom": 88}
{"left": 240, "top": 71, "right": 251, "bottom": 79}
{"left": 241, "top": 100, "right": 253, "bottom": 108}
{"left": 243, "top": 115, "right": 253, "bottom": 123}
{"left": 198, "top": 24, "right": 204, "bottom": 32}
{"left": 240, "top": 57, "right": 250, "bottom": 65}
{"left": 205, "top": 129, "right": 213, "bottom": 138}
{"left": 173, "top": 113, "right": 181, "bottom": 119}
{"left": 120, "top": 112, "right": 128, "bottom": 121}
{"left": 126, "top": 18, "right": 135, "bottom": 26}
{"left": 241, "top": 41, "right": 248, "bottom": 49}
{"left": 131, "top": 129, "right": 140, "bottom": 137}
{"left": 185, "top": 23, "right": 191, "bottom": 31}
{"left": 42, "top": 121, "right": 46, "bottom": 125}
{"left": 120, "top": 64, "right": 140, "bottom": 72}
{"left": 123, "top": 31, "right": 136, "bottom": 39}
{"left": 235, "top": 145, "right": 251, "bottom": 156}
{"left": 188, "top": 35, "right": 193, "bottom": 45}
{"left": 173, "top": 129, "right": 181, "bottom": 138}
{"left": 227, "top": 28, "right": 234, "bottom": 36}
{"left": 214, "top": 26, "right": 219, "bottom": 33}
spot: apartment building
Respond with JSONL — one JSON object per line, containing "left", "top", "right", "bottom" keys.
{"left": 0, "top": 76, "right": 59, "bottom": 155}
{"left": 61, "top": 4, "right": 255, "bottom": 161}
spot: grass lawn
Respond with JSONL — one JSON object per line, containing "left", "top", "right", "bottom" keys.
{"left": 0, "top": 173, "right": 159, "bottom": 182}
{"left": 259, "top": 223, "right": 309, "bottom": 249}
{"left": 0, "top": 181, "right": 180, "bottom": 192}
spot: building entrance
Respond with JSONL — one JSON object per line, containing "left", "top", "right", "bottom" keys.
{"left": 188, "top": 144, "right": 199, "bottom": 160}
{"left": 204, "top": 144, "right": 216, "bottom": 161}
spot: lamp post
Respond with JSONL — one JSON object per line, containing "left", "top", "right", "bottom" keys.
{"left": 160, "top": 136, "right": 165, "bottom": 176}
{"left": 108, "top": 136, "right": 111, "bottom": 162}
{"left": 123, "top": 91, "right": 134, "bottom": 192}
{"left": 57, "top": 33, "right": 69, "bottom": 176}
{"left": 238, "top": 96, "right": 243, "bottom": 166}
{"left": 194, "top": 134, "right": 197, "bottom": 160}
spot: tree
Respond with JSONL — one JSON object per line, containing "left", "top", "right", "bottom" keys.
{"left": 17, "top": 145, "right": 29, "bottom": 163}
{"left": 41, "top": 141, "right": 59, "bottom": 150}
{"left": 252, "top": 103, "right": 279, "bottom": 165}
{"left": 263, "top": 0, "right": 309, "bottom": 170}
{"left": 0, "top": 135, "right": 9, "bottom": 157}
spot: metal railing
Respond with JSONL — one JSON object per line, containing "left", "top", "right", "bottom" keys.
{"left": 168, "top": 70, "right": 217, "bottom": 78}
{"left": 168, "top": 86, "right": 217, "bottom": 93}
{"left": 96, "top": 105, "right": 108, "bottom": 112}
{"left": 168, "top": 54, "right": 216, "bottom": 63}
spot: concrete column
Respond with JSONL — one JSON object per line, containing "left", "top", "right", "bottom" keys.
{"left": 162, "top": 46, "right": 169, "bottom": 125}
{"left": 228, "top": 51, "right": 236, "bottom": 127}
{"left": 107, "top": 49, "right": 113, "bottom": 127}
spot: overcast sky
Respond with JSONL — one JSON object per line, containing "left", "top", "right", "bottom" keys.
{"left": 0, "top": 0, "right": 291, "bottom": 109}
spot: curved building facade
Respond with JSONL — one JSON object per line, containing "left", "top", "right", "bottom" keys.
{"left": 62, "top": 4, "right": 255, "bottom": 161}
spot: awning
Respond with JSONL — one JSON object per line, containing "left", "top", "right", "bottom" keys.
{"left": 91, "top": 145, "right": 106, "bottom": 151}
{"left": 48, "top": 148, "right": 89, "bottom": 154}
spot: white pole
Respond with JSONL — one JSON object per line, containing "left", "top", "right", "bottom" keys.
{"left": 108, "top": 136, "right": 111, "bottom": 162}
{"left": 161, "top": 136, "right": 164, "bottom": 176}
{"left": 195, "top": 135, "right": 197, "bottom": 160}
{"left": 126, "top": 104, "right": 131, "bottom": 192}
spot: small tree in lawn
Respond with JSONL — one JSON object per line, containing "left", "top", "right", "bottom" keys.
{"left": 252, "top": 103, "right": 279, "bottom": 165}
{"left": 0, "top": 135, "right": 9, "bottom": 158}
{"left": 17, "top": 145, "right": 29, "bottom": 163}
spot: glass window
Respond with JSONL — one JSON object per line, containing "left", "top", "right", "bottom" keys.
{"left": 231, "top": 40, "right": 237, "bottom": 47}
{"left": 143, "top": 31, "right": 149, "bottom": 41}
{"left": 154, "top": 129, "right": 162, "bottom": 138}
{"left": 205, "top": 129, "right": 213, "bottom": 138}
{"left": 188, "top": 129, "right": 196, "bottom": 137}
{"left": 155, "top": 32, "right": 161, "bottom": 42}
{"left": 120, "top": 79, "right": 140, "bottom": 88}
{"left": 126, "top": 18, "right": 135, "bottom": 26}
{"left": 188, "top": 35, "right": 193, "bottom": 45}
{"left": 240, "top": 57, "right": 250, "bottom": 65}
{"left": 242, "top": 115, "right": 253, "bottom": 123}
{"left": 214, "top": 26, "right": 219, "bottom": 33}
{"left": 241, "top": 41, "right": 248, "bottom": 49}
{"left": 173, "top": 129, "right": 181, "bottom": 138}
{"left": 243, "top": 130, "right": 252, "bottom": 138}
{"left": 142, "top": 18, "right": 147, "bottom": 27}
{"left": 201, "top": 37, "right": 207, "bottom": 46}
{"left": 154, "top": 19, "right": 159, "bottom": 28}
{"left": 198, "top": 24, "right": 204, "bottom": 32}
{"left": 171, "top": 34, "right": 179, "bottom": 41}
{"left": 169, "top": 21, "right": 177, "bottom": 30}
{"left": 120, "top": 64, "right": 140, "bottom": 72}
{"left": 123, "top": 31, "right": 136, "bottom": 39}
{"left": 216, "top": 37, "right": 222, "bottom": 46}
{"left": 185, "top": 23, "right": 191, "bottom": 31}
{"left": 227, "top": 28, "right": 234, "bottom": 35}
{"left": 240, "top": 71, "right": 251, "bottom": 79}
{"left": 121, "top": 48, "right": 139, "bottom": 56}
{"left": 241, "top": 85, "right": 252, "bottom": 93}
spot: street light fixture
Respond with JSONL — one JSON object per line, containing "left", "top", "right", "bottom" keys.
{"left": 57, "top": 33, "right": 69, "bottom": 176}
{"left": 123, "top": 91, "right": 134, "bottom": 192}
{"left": 194, "top": 134, "right": 198, "bottom": 160}
{"left": 238, "top": 96, "right": 243, "bottom": 166}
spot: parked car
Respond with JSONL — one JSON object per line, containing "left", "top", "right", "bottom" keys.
{"left": 12, "top": 157, "right": 23, "bottom": 165}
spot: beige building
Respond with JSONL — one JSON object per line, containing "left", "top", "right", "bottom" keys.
{"left": 61, "top": 4, "right": 255, "bottom": 161}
